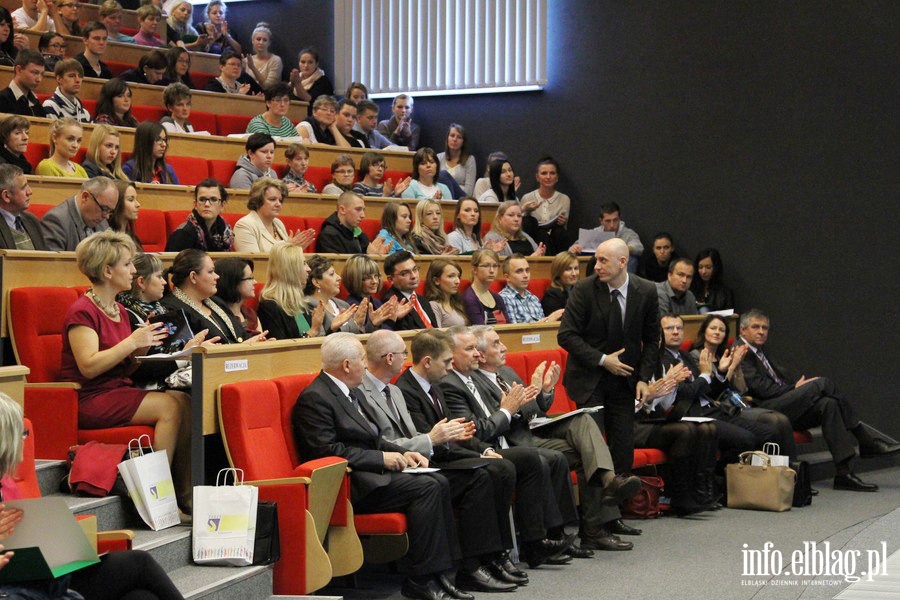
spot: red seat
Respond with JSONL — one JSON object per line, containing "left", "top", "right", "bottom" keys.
{"left": 82, "top": 98, "right": 97, "bottom": 116}
{"left": 134, "top": 208, "right": 167, "bottom": 252}
{"left": 359, "top": 218, "right": 381, "bottom": 243}
{"left": 191, "top": 72, "right": 215, "bottom": 91}
{"left": 304, "top": 166, "right": 332, "bottom": 192}
{"left": 29, "top": 203, "right": 53, "bottom": 220}
{"left": 793, "top": 430, "right": 813, "bottom": 445}
{"left": 279, "top": 215, "right": 306, "bottom": 236}
{"left": 208, "top": 159, "right": 237, "bottom": 185}
{"left": 9, "top": 287, "right": 153, "bottom": 459}
{"left": 527, "top": 278, "right": 551, "bottom": 300}
{"left": 222, "top": 212, "right": 242, "bottom": 228}
{"left": 166, "top": 155, "right": 210, "bottom": 186}
{"left": 24, "top": 142, "right": 49, "bottom": 169}
{"left": 105, "top": 61, "right": 131, "bottom": 77}
{"left": 189, "top": 110, "right": 217, "bottom": 135}
{"left": 131, "top": 104, "right": 166, "bottom": 123}
{"left": 215, "top": 114, "right": 252, "bottom": 137}
{"left": 304, "top": 216, "right": 324, "bottom": 252}
{"left": 384, "top": 169, "right": 412, "bottom": 185}
{"left": 164, "top": 210, "right": 191, "bottom": 234}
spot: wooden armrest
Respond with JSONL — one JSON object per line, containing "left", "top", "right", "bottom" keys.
{"left": 25, "top": 382, "right": 81, "bottom": 390}
{"left": 246, "top": 477, "right": 312, "bottom": 486}
{"left": 97, "top": 530, "right": 135, "bottom": 542}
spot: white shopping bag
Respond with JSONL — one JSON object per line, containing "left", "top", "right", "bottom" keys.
{"left": 751, "top": 442, "right": 790, "bottom": 467}
{"left": 192, "top": 468, "right": 258, "bottom": 566}
{"left": 117, "top": 435, "right": 180, "bottom": 531}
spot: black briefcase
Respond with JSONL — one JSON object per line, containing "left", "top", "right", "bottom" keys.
{"left": 790, "top": 460, "right": 813, "bottom": 507}
{"left": 252, "top": 501, "right": 281, "bottom": 565}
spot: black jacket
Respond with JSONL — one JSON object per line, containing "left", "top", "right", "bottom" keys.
{"left": 315, "top": 212, "right": 370, "bottom": 254}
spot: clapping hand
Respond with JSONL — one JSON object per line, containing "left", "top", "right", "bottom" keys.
{"left": 130, "top": 321, "right": 168, "bottom": 351}
{"left": 366, "top": 236, "right": 391, "bottom": 256}
{"left": 331, "top": 303, "right": 359, "bottom": 332}
{"left": 288, "top": 228, "right": 317, "bottom": 250}
{"left": 531, "top": 242, "right": 546, "bottom": 257}
{"left": 392, "top": 176, "right": 412, "bottom": 197}
{"left": 0, "top": 505, "right": 24, "bottom": 540}
{"left": 354, "top": 297, "right": 370, "bottom": 330}
{"left": 369, "top": 296, "right": 397, "bottom": 327}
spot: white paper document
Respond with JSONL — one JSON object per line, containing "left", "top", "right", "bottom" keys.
{"left": 529, "top": 406, "right": 603, "bottom": 429}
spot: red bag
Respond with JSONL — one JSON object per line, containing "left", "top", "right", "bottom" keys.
{"left": 67, "top": 441, "right": 128, "bottom": 497}
{"left": 621, "top": 475, "right": 664, "bottom": 519}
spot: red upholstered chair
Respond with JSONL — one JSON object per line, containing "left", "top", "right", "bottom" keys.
{"left": 527, "top": 278, "right": 551, "bottom": 300}
{"left": 82, "top": 98, "right": 97, "bottom": 116}
{"left": 105, "top": 61, "right": 131, "bottom": 77}
{"left": 359, "top": 218, "right": 381, "bottom": 242}
{"left": 304, "top": 166, "right": 332, "bottom": 191}
{"left": 304, "top": 216, "right": 324, "bottom": 252}
{"left": 73, "top": 147, "right": 87, "bottom": 164}
{"left": 222, "top": 212, "right": 242, "bottom": 228}
{"left": 166, "top": 155, "right": 210, "bottom": 186}
{"left": 131, "top": 104, "right": 166, "bottom": 123}
{"left": 191, "top": 72, "right": 215, "bottom": 90}
{"left": 28, "top": 203, "right": 53, "bottom": 220}
{"left": 207, "top": 159, "right": 237, "bottom": 184}
{"left": 489, "top": 279, "right": 505, "bottom": 295}
{"left": 279, "top": 215, "right": 306, "bottom": 236}
{"left": 164, "top": 210, "right": 191, "bottom": 234}
{"left": 9, "top": 288, "right": 153, "bottom": 459}
{"left": 457, "top": 278, "right": 472, "bottom": 295}
{"left": 133, "top": 208, "right": 167, "bottom": 251}
{"left": 219, "top": 376, "right": 359, "bottom": 594}
{"left": 215, "top": 114, "right": 252, "bottom": 136}
{"left": 25, "top": 142, "right": 49, "bottom": 168}
{"left": 189, "top": 110, "right": 217, "bottom": 135}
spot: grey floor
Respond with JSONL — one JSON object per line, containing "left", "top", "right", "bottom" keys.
{"left": 320, "top": 466, "right": 900, "bottom": 600}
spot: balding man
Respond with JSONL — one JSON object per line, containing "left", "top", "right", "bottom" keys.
{"left": 41, "top": 176, "right": 115, "bottom": 251}
{"left": 558, "top": 238, "right": 660, "bottom": 475}
{"left": 0, "top": 164, "right": 47, "bottom": 250}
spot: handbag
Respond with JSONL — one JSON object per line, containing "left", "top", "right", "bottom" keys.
{"left": 192, "top": 469, "right": 258, "bottom": 566}
{"left": 117, "top": 436, "right": 180, "bottom": 531}
{"left": 66, "top": 441, "right": 127, "bottom": 497}
{"left": 726, "top": 451, "right": 796, "bottom": 512}
{"left": 790, "top": 459, "right": 813, "bottom": 507}
{"left": 621, "top": 475, "right": 664, "bottom": 519}
{"left": 252, "top": 501, "right": 281, "bottom": 565}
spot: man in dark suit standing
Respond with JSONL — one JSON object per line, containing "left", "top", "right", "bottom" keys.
{"left": 558, "top": 238, "right": 661, "bottom": 475}
{"left": 292, "top": 333, "right": 458, "bottom": 600}
{"left": 360, "top": 330, "right": 518, "bottom": 593}
{"left": 738, "top": 309, "right": 900, "bottom": 492}
{"left": 0, "top": 50, "right": 48, "bottom": 117}
{"left": 471, "top": 325, "right": 642, "bottom": 552}
{"left": 0, "top": 164, "right": 47, "bottom": 250}
{"left": 382, "top": 251, "right": 435, "bottom": 331}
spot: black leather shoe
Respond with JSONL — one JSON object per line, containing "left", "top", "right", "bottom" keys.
{"left": 601, "top": 474, "right": 642, "bottom": 505}
{"left": 523, "top": 532, "right": 576, "bottom": 568}
{"left": 544, "top": 554, "right": 574, "bottom": 565}
{"left": 456, "top": 566, "right": 517, "bottom": 592}
{"left": 834, "top": 473, "right": 879, "bottom": 492}
{"left": 497, "top": 552, "right": 528, "bottom": 579}
{"left": 859, "top": 439, "right": 900, "bottom": 458}
{"left": 564, "top": 543, "right": 594, "bottom": 559}
{"left": 580, "top": 531, "right": 633, "bottom": 551}
{"left": 608, "top": 518, "right": 642, "bottom": 536}
{"left": 672, "top": 499, "right": 718, "bottom": 517}
{"left": 489, "top": 560, "right": 529, "bottom": 585}
{"left": 402, "top": 577, "right": 453, "bottom": 600}
{"left": 438, "top": 573, "right": 475, "bottom": 600}
{"left": 810, "top": 487, "right": 819, "bottom": 496}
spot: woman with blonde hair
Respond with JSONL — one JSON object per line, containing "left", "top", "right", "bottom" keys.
{"left": 233, "top": 177, "right": 314, "bottom": 253}
{"left": 82, "top": 124, "right": 128, "bottom": 180}
{"left": 412, "top": 198, "right": 458, "bottom": 255}
{"left": 461, "top": 248, "right": 510, "bottom": 325}
{"left": 243, "top": 22, "right": 282, "bottom": 89}
{"left": 257, "top": 242, "right": 321, "bottom": 339}
{"left": 425, "top": 258, "right": 467, "bottom": 328}
{"left": 35, "top": 118, "right": 88, "bottom": 178}
{"left": 340, "top": 254, "right": 398, "bottom": 330}
{"left": 541, "top": 250, "right": 580, "bottom": 314}
{"left": 483, "top": 200, "right": 546, "bottom": 257}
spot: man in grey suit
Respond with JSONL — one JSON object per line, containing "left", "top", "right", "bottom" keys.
{"left": 0, "top": 164, "right": 47, "bottom": 250}
{"left": 471, "top": 325, "right": 642, "bottom": 552}
{"left": 359, "top": 330, "right": 518, "bottom": 593}
{"left": 41, "top": 176, "right": 115, "bottom": 251}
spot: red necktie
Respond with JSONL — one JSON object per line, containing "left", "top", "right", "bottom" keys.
{"left": 410, "top": 293, "right": 433, "bottom": 328}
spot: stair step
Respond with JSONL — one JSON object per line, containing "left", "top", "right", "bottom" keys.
{"left": 35, "top": 458, "right": 67, "bottom": 497}
{"left": 168, "top": 563, "right": 273, "bottom": 599}
{"left": 132, "top": 525, "right": 193, "bottom": 572}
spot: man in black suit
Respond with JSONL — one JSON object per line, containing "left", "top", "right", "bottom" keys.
{"left": 0, "top": 50, "right": 48, "bottom": 117}
{"left": 471, "top": 325, "right": 642, "bottom": 552}
{"left": 558, "top": 238, "right": 661, "bottom": 475}
{"left": 441, "top": 326, "right": 579, "bottom": 567}
{"left": 382, "top": 251, "right": 436, "bottom": 331}
{"left": 292, "top": 333, "right": 458, "bottom": 600}
{"left": 0, "top": 164, "right": 47, "bottom": 250}
{"left": 738, "top": 309, "right": 900, "bottom": 492}
{"left": 360, "top": 330, "right": 518, "bottom": 593}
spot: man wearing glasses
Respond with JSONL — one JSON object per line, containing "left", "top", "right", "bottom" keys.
{"left": 41, "top": 176, "right": 115, "bottom": 250}
{"left": 382, "top": 250, "right": 435, "bottom": 331}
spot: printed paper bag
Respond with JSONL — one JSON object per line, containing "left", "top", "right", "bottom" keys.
{"left": 750, "top": 442, "right": 790, "bottom": 467}
{"left": 192, "top": 469, "right": 258, "bottom": 566}
{"left": 117, "top": 437, "right": 179, "bottom": 531}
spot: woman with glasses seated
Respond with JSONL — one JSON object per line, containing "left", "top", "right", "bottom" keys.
{"left": 37, "top": 31, "right": 65, "bottom": 72}
{"left": 304, "top": 254, "right": 366, "bottom": 335}
{"left": 55, "top": 0, "right": 82, "bottom": 36}
{"left": 462, "top": 248, "right": 510, "bottom": 325}
{"left": 340, "top": 254, "right": 398, "bottom": 332}
{"left": 246, "top": 82, "right": 297, "bottom": 138}
{"left": 214, "top": 257, "right": 260, "bottom": 337}
{"left": 233, "top": 177, "right": 315, "bottom": 253}
{"left": 166, "top": 178, "right": 234, "bottom": 252}
{"left": 124, "top": 121, "right": 180, "bottom": 184}
{"left": 321, "top": 154, "right": 356, "bottom": 195}
{"left": 296, "top": 95, "right": 340, "bottom": 145}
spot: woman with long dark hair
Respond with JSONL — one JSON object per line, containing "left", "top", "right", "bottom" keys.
{"left": 691, "top": 247, "right": 735, "bottom": 312}
{"left": 124, "top": 121, "right": 180, "bottom": 184}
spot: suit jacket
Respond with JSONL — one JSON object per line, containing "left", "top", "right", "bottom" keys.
{"left": 0, "top": 86, "right": 46, "bottom": 117}
{"left": 382, "top": 286, "right": 437, "bottom": 331}
{"left": 359, "top": 371, "right": 432, "bottom": 455}
{"left": 0, "top": 210, "right": 48, "bottom": 250}
{"left": 659, "top": 348, "right": 721, "bottom": 419}
{"left": 472, "top": 367, "right": 554, "bottom": 446}
{"left": 292, "top": 371, "right": 407, "bottom": 500}
{"left": 233, "top": 210, "right": 288, "bottom": 253}
{"left": 41, "top": 196, "right": 109, "bottom": 251}
{"left": 441, "top": 370, "right": 525, "bottom": 447}
{"left": 736, "top": 339, "right": 798, "bottom": 400}
{"left": 557, "top": 274, "right": 660, "bottom": 404}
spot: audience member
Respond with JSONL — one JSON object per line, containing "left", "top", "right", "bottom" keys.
{"left": 0, "top": 115, "right": 32, "bottom": 174}
{"left": 0, "top": 8, "right": 27, "bottom": 67}
{"left": 257, "top": 241, "right": 321, "bottom": 338}
{"left": 296, "top": 94, "right": 340, "bottom": 145}
{"left": 107, "top": 179, "right": 142, "bottom": 249}
{"left": 335, "top": 99, "right": 367, "bottom": 148}
{"left": 424, "top": 258, "right": 467, "bottom": 327}
{"left": 446, "top": 197, "right": 503, "bottom": 255}
{"left": 99, "top": 0, "right": 135, "bottom": 44}
{"left": 63, "top": 231, "right": 193, "bottom": 510}
{"left": 638, "top": 231, "right": 677, "bottom": 282}
{"left": 595, "top": 202, "right": 643, "bottom": 272}
{"left": 738, "top": 309, "right": 900, "bottom": 492}
{"left": 473, "top": 152, "right": 512, "bottom": 198}
{"left": 42, "top": 176, "right": 115, "bottom": 250}
{"left": 165, "top": 178, "right": 234, "bottom": 252}
{"left": 37, "top": 30, "right": 65, "bottom": 72}
{"left": 462, "top": 248, "right": 509, "bottom": 325}
{"left": 160, "top": 82, "right": 195, "bottom": 133}
{"left": 541, "top": 250, "right": 580, "bottom": 315}
{"left": 377, "top": 201, "right": 416, "bottom": 254}
{"left": 483, "top": 200, "right": 546, "bottom": 257}
{"left": 54, "top": 0, "right": 81, "bottom": 36}
{"left": 161, "top": 248, "right": 267, "bottom": 343}
{"left": 352, "top": 151, "right": 409, "bottom": 197}
{"left": 558, "top": 238, "right": 660, "bottom": 474}
{"left": 12, "top": 0, "right": 57, "bottom": 32}
{"left": 282, "top": 142, "right": 317, "bottom": 193}
{"left": 205, "top": 50, "right": 261, "bottom": 95}
{"left": 691, "top": 247, "right": 735, "bottom": 312}
{"left": 518, "top": 157, "right": 570, "bottom": 253}
{"left": 656, "top": 257, "right": 699, "bottom": 316}
{"left": 478, "top": 158, "right": 518, "bottom": 204}
{"left": 94, "top": 77, "right": 138, "bottom": 127}
{"left": 0, "top": 50, "right": 47, "bottom": 117}
{"left": 321, "top": 154, "right": 355, "bottom": 195}
{"left": 377, "top": 93, "right": 420, "bottom": 150}
{"left": 230, "top": 132, "right": 278, "bottom": 189}
{"left": 124, "top": 121, "right": 179, "bottom": 183}
{"left": 201, "top": 0, "right": 240, "bottom": 55}
{"left": 291, "top": 332, "right": 459, "bottom": 600}
{"left": 353, "top": 99, "right": 393, "bottom": 149}
{"left": 83, "top": 123, "right": 128, "bottom": 179}
{"left": 437, "top": 123, "right": 476, "bottom": 197}
{"left": 234, "top": 177, "right": 311, "bottom": 253}
{"left": 316, "top": 191, "right": 386, "bottom": 254}
{"left": 121, "top": 49, "right": 169, "bottom": 86}
{"left": 401, "top": 147, "right": 451, "bottom": 201}
{"left": 164, "top": 0, "right": 206, "bottom": 50}
{"left": 344, "top": 81, "right": 368, "bottom": 103}
{"left": 382, "top": 250, "right": 433, "bottom": 331}
{"left": 42, "top": 58, "right": 91, "bottom": 122}
{"left": 165, "top": 46, "right": 194, "bottom": 88}
{"left": 247, "top": 82, "right": 298, "bottom": 138}
{"left": 303, "top": 254, "right": 366, "bottom": 335}
{"left": 412, "top": 199, "right": 456, "bottom": 255}
{"left": 289, "top": 46, "right": 333, "bottom": 108}
{"left": 36, "top": 117, "right": 89, "bottom": 177}
{"left": 75, "top": 21, "right": 113, "bottom": 79}
{"left": 214, "top": 256, "right": 260, "bottom": 336}
{"left": 243, "top": 22, "right": 282, "bottom": 89}
{"left": 133, "top": 3, "right": 165, "bottom": 47}
{"left": 499, "top": 254, "right": 564, "bottom": 323}
{"left": 361, "top": 329, "right": 521, "bottom": 593}
{"left": 340, "top": 254, "right": 397, "bottom": 329}
{"left": 0, "top": 164, "right": 46, "bottom": 250}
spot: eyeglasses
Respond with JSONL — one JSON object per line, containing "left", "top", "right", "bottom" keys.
{"left": 196, "top": 196, "right": 222, "bottom": 205}
{"left": 87, "top": 191, "right": 115, "bottom": 216}
{"left": 154, "top": 136, "right": 168, "bottom": 145}
{"left": 22, "top": 429, "right": 29, "bottom": 439}
{"left": 476, "top": 263, "right": 499, "bottom": 270}
{"left": 48, "top": 43, "right": 68, "bottom": 50}
{"left": 334, "top": 169, "right": 355, "bottom": 176}
{"left": 662, "top": 325, "right": 684, "bottom": 331}
{"left": 381, "top": 350, "right": 408, "bottom": 359}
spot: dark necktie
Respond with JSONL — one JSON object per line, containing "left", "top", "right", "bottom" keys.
{"left": 757, "top": 351, "right": 783, "bottom": 385}
{"left": 383, "top": 385, "right": 410, "bottom": 436}
{"left": 608, "top": 288, "right": 625, "bottom": 351}
{"left": 427, "top": 386, "right": 444, "bottom": 419}
{"left": 496, "top": 373, "right": 511, "bottom": 394}
{"left": 349, "top": 391, "right": 379, "bottom": 437}
{"left": 13, "top": 216, "right": 24, "bottom": 232}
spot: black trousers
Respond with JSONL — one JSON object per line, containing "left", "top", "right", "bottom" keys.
{"left": 585, "top": 375, "right": 635, "bottom": 474}
{"left": 69, "top": 550, "right": 183, "bottom": 600}
{"left": 496, "top": 446, "right": 559, "bottom": 542}
{"left": 441, "top": 461, "right": 511, "bottom": 559}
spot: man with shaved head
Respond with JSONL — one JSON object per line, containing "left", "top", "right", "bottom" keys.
{"left": 558, "top": 238, "right": 661, "bottom": 475}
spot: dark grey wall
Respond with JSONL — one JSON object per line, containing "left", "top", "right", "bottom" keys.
{"left": 230, "top": 2, "right": 900, "bottom": 434}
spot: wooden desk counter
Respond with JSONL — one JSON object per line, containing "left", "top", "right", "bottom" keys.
{"left": 0, "top": 365, "right": 29, "bottom": 408}
{"left": 1, "top": 0, "right": 153, "bottom": 37}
